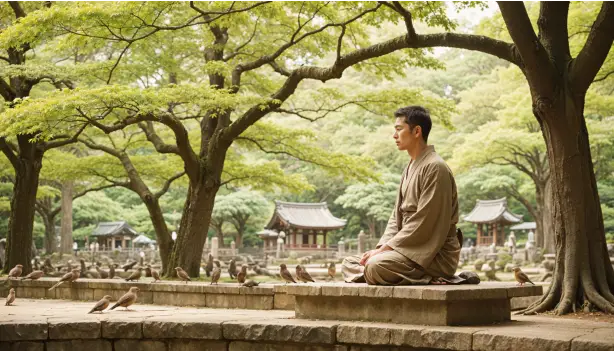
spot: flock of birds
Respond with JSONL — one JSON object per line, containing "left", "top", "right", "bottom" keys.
{"left": 2, "top": 256, "right": 339, "bottom": 313}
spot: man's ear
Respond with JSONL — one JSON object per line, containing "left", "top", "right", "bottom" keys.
{"left": 413, "top": 125, "right": 422, "bottom": 138}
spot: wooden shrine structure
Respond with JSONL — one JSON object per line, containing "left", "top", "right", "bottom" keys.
{"left": 91, "top": 221, "right": 138, "bottom": 250}
{"left": 260, "top": 201, "right": 346, "bottom": 250}
{"left": 463, "top": 198, "right": 523, "bottom": 246}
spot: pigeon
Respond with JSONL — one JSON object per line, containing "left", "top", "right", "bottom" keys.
{"left": 237, "top": 265, "right": 248, "bottom": 284}
{"left": 122, "top": 261, "right": 137, "bottom": 272}
{"left": 211, "top": 266, "right": 221, "bottom": 285}
{"left": 8, "top": 264, "right": 23, "bottom": 279}
{"left": 88, "top": 295, "right": 112, "bottom": 314}
{"left": 125, "top": 268, "right": 142, "bottom": 282}
{"left": 175, "top": 267, "right": 191, "bottom": 283}
{"left": 512, "top": 267, "right": 535, "bottom": 286}
{"left": 205, "top": 254, "right": 213, "bottom": 277}
{"left": 96, "top": 266, "right": 109, "bottom": 279}
{"left": 151, "top": 268, "right": 161, "bottom": 283}
{"left": 5, "top": 288, "right": 15, "bottom": 306}
{"left": 49, "top": 269, "right": 80, "bottom": 290}
{"left": 109, "top": 264, "right": 116, "bottom": 279}
{"left": 279, "top": 264, "right": 296, "bottom": 284}
{"left": 242, "top": 279, "right": 259, "bottom": 288}
{"left": 296, "top": 265, "right": 315, "bottom": 283}
{"left": 21, "top": 270, "right": 44, "bottom": 281}
{"left": 110, "top": 287, "right": 139, "bottom": 310}
{"left": 228, "top": 259, "right": 237, "bottom": 279}
{"left": 328, "top": 262, "right": 336, "bottom": 280}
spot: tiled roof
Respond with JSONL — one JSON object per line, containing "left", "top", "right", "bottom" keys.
{"left": 265, "top": 201, "right": 346, "bottom": 230}
{"left": 463, "top": 198, "right": 523, "bottom": 225}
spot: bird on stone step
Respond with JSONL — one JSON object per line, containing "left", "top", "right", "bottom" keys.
{"left": 145, "top": 265, "right": 152, "bottom": 278}
{"left": 96, "top": 266, "right": 109, "bottom": 279}
{"left": 205, "top": 254, "right": 213, "bottom": 277}
{"left": 122, "top": 261, "right": 137, "bottom": 272}
{"left": 5, "top": 288, "right": 15, "bottom": 306}
{"left": 151, "top": 268, "right": 161, "bottom": 283}
{"left": 228, "top": 259, "right": 237, "bottom": 279}
{"left": 109, "top": 264, "right": 116, "bottom": 279}
{"left": 279, "top": 264, "right": 296, "bottom": 284}
{"left": 49, "top": 269, "right": 80, "bottom": 290}
{"left": 512, "top": 267, "right": 535, "bottom": 286}
{"left": 242, "top": 279, "right": 259, "bottom": 288}
{"left": 211, "top": 266, "right": 221, "bottom": 285}
{"left": 296, "top": 265, "right": 315, "bottom": 283}
{"left": 237, "top": 265, "right": 248, "bottom": 284}
{"left": 328, "top": 262, "right": 336, "bottom": 280}
{"left": 175, "top": 267, "right": 191, "bottom": 283}
{"left": 21, "top": 270, "right": 44, "bottom": 281}
{"left": 88, "top": 295, "right": 112, "bottom": 314}
{"left": 125, "top": 268, "right": 142, "bottom": 282}
{"left": 110, "top": 287, "right": 139, "bottom": 311}
{"left": 8, "top": 264, "right": 23, "bottom": 279}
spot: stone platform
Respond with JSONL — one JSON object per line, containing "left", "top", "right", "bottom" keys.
{"left": 1, "top": 299, "right": 613, "bottom": 351}
{"left": 286, "top": 282, "right": 543, "bottom": 326}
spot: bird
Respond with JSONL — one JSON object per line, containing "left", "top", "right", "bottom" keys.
{"left": 205, "top": 254, "right": 213, "bottom": 277}
{"left": 88, "top": 295, "right": 112, "bottom": 314}
{"left": 110, "top": 287, "right": 139, "bottom": 311}
{"left": 512, "top": 267, "right": 535, "bottom": 286}
{"left": 109, "top": 264, "right": 116, "bottom": 279}
{"left": 125, "top": 268, "right": 142, "bottom": 282}
{"left": 5, "top": 288, "right": 15, "bottom": 306}
{"left": 96, "top": 266, "right": 109, "bottom": 279}
{"left": 279, "top": 264, "right": 296, "bottom": 284}
{"left": 296, "top": 265, "right": 315, "bottom": 283}
{"left": 175, "top": 267, "right": 191, "bottom": 283}
{"left": 228, "top": 259, "right": 237, "bottom": 279}
{"left": 8, "top": 264, "right": 23, "bottom": 279}
{"left": 242, "top": 279, "right": 259, "bottom": 288}
{"left": 328, "top": 262, "right": 336, "bottom": 280}
{"left": 21, "top": 270, "right": 44, "bottom": 281}
{"left": 144, "top": 266, "right": 152, "bottom": 278}
{"left": 211, "top": 266, "right": 221, "bottom": 285}
{"left": 237, "top": 265, "right": 248, "bottom": 284}
{"left": 122, "top": 261, "right": 137, "bottom": 272}
{"left": 49, "top": 269, "right": 80, "bottom": 290}
{"left": 33, "top": 257, "right": 40, "bottom": 271}
{"left": 151, "top": 268, "right": 161, "bottom": 283}
{"left": 79, "top": 259, "right": 87, "bottom": 273}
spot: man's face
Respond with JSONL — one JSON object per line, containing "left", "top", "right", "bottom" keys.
{"left": 393, "top": 117, "right": 420, "bottom": 151}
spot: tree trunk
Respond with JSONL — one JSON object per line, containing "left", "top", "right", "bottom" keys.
{"left": 3, "top": 149, "right": 43, "bottom": 274}
{"left": 524, "top": 93, "right": 614, "bottom": 315}
{"left": 166, "top": 181, "right": 219, "bottom": 277}
{"left": 59, "top": 180, "right": 73, "bottom": 254}
{"left": 41, "top": 212, "right": 57, "bottom": 254}
{"left": 143, "top": 196, "right": 173, "bottom": 273}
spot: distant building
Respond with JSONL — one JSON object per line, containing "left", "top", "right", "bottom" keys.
{"left": 91, "top": 221, "right": 138, "bottom": 249}
{"left": 464, "top": 198, "right": 522, "bottom": 246}
{"left": 258, "top": 201, "right": 346, "bottom": 251}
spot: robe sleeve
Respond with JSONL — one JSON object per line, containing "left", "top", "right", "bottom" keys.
{"left": 385, "top": 162, "right": 453, "bottom": 267}
{"left": 376, "top": 207, "right": 399, "bottom": 249}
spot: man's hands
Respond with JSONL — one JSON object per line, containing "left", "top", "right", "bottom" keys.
{"left": 359, "top": 245, "right": 393, "bottom": 266}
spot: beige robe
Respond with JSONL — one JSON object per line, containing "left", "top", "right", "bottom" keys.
{"left": 342, "top": 146, "right": 460, "bottom": 285}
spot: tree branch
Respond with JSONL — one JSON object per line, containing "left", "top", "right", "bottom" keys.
{"left": 43, "top": 123, "right": 87, "bottom": 150}
{"left": 0, "top": 137, "right": 20, "bottom": 170}
{"left": 537, "top": 2, "right": 571, "bottom": 64}
{"left": 570, "top": 2, "right": 614, "bottom": 93}
{"left": 138, "top": 121, "right": 180, "bottom": 155}
{"left": 154, "top": 171, "right": 185, "bottom": 199}
{"left": 8, "top": 1, "right": 26, "bottom": 19}
{"left": 497, "top": 2, "right": 555, "bottom": 95}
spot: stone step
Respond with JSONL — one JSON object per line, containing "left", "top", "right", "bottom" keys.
{"left": 284, "top": 282, "right": 543, "bottom": 326}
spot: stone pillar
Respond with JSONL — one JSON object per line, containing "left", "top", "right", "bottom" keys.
{"left": 338, "top": 237, "right": 345, "bottom": 256}
{"left": 276, "top": 237, "right": 284, "bottom": 259}
{"left": 211, "top": 237, "right": 219, "bottom": 259}
{"left": 358, "top": 230, "right": 366, "bottom": 254}
{"left": 205, "top": 237, "right": 209, "bottom": 251}
{"left": 231, "top": 241, "right": 236, "bottom": 256}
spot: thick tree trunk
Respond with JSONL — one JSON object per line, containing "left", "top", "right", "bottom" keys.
{"left": 143, "top": 196, "right": 173, "bottom": 273}
{"left": 3, "top": 150, "right": 43, "bottom": 274}
{"left": 41, "top": 212, "right": 57, "bottom": 254}
{"left": 534, "top": 178, "right": 555, "bottom": 253}
{"left": 166, "top": 181, "right": 219, "bottom": 277}
{"left": 59, "top": 181, "right": 73, "bottom": 254}
{"left": 524, "top": 94, "right": 614, "bottom": 315}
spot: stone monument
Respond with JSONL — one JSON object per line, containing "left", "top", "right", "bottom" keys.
{"left": 338, "top": 237, "right": 345, "bottom": 256}
{"left": 231, "top": 241, "right": 236, "bottom": 257}
{"left": 357, "top": 230, "right": 366, "bottom": 254}
{"left": 211, "top": 237, "right": 219, "bottom": 259}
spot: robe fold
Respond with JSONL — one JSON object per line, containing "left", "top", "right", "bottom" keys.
{"left": 342, "top": 145, "right": 460, "bottom": 285}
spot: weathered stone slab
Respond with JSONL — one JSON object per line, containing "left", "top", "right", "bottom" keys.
{"left": 113, "top": 340, "right": 167, "bottom": 351}
{"left": 168, "top": 340, "right": 227, "bottom": 351}
{"left": 47, "top": 340, "right": 112, "bottom": 351}
{"left": 0, "top": 322, "right": 48, "bottom": 341}
{"left": 48, "top": 320, "right": 101, "bottom": 339}
{"left": 285, "top": 284, "right": 321, "bottom": 296}
{"left": 473, "top": 324, "right": 589, "bottom": 351}
{"left": 207, "top": 294, "right": 247, "bottom": 309}
{"left": 222, "top": 320, "right": 338, "bottom": 344}
{"left": 571, "top": 328, "right": 614, "bottom": 351}
{"left": 228, "top": 341, "right": 346, "bottom": 351}
{"left": 389, "top": 325, "right": 477, "bottom": 350}
{"left": 3, "top": 341, "right": 44, "bottom": 351}
{"left": 273, "top": 293, "right": 295, "bottom": 310}
{"left": 101, "top": 320, "right": 143, "bottom": 339}
{"left": 510, "top": 295, "right": 540, "bottom": 310}
{"left": 336, "top": 324, "right": 391, "bottom": 345}
{"left": 143, "top": 318, "right": 222, "bottom": 339}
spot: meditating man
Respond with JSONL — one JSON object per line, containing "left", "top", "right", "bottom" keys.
{"left": 342, "top": 106, "right": 461, "bottom": 285}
